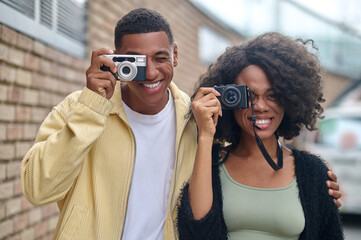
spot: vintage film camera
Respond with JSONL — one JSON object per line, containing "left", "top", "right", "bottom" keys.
{"left": 100, "top": 54, "right": 146, "bottom": 81}
{"left": 213, "top": 84, "right": 249, "bottom": 110}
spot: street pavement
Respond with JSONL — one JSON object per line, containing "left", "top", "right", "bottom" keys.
{"left": 343, "top": 214, "right": 361, "bottom": 239}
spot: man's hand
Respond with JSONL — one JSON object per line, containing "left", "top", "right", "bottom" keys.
{"left": 86, "top": 48, "right": 117, "bottom": 99}
{"left": 327, "top": 170, "right": 342, "bottom": 208}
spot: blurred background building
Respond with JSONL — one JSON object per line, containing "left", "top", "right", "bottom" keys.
{"left": 0, "top": 0, "right": 360, "bottom": 239}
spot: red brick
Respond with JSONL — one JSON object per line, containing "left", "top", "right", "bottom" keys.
{"left": 21, "top": 196, "right": 33, "bottom": 211}
{"left": 0, "top": 84, "right": 7, "bottom": 101}
{"left": 47, "top": 216, "right": 58, "bottom": 232}
{"left": 7, "top": 161, "right": 21, "bottom": 178}
{"left": 23, "top": 124, "right": 38, "bottom": 140}
{"left": 31, "top": 72, "right": 46, "bottom": 89}
{"left": 16, "top": 68, "right": 32, "bottom": 87}
{"left": 56, "top": 51, "right": 72, "bottom": 66}
{"left": 8, "top": 48, "right": 25, "bottom": 67}
{"left": 0, "top": 202, "right": 4, "bottom": 220}
{"left": 0, "top": 104, "right": 15, "bottom": 121}
{"left": 7, "top": 124, "right": 23, "bottom": 140}
{"left": 52, "top": 94, "right": 64, "bottom": 106}
{"left": 20, "top": 227, "right": 34, "bottom": 240}
{"left": 0, "top": 219, "right": 13, "bottom": 239}
{"left": 39, "top": 59, "right": 52, "bottom": 75}
{"left": 35, "top": 221, "right": 48, "bottom": 238}
{"left": 42, "top": 204, "right": 58, "bottom": 219}
{"left": 0, "top": 181, "right": 14, "bottom": 199}
{"left": 7, "top": 235, "right": 20, "bottom": 240}
{"left": 5, "top": 196, "right": 22, "bottom": 216}
{"left": 24, "top": 53, "right": 40, "bottom": 71}
{"left": 23, "top": 89, "right": 39, "bottom": 106}
{"left": 14, "top": 213, "right": 28, "bottom": 232}
{"left": 33, "top": 41, "right": 46, "bottom": 57}
{"left": 0, "top": 42, "right": 9, "bottom": 61}
{"left": 0, "top": 164, "right": 5, "bottom": 180}
{"left": 16, "top": 34, "right": 33, "bottom": 51}
{"left": 14, "top": 179, "right": 22, "bottom": 196}
{"left": 42, "top": 233, "right": 54, "bottom": 240}
{"left": 39, "top": 91, "right": 53, "bottom": 107}
{"left": 15, "top": 106, "right": 31, "bottom": 122}
{"left": 31, "top": 107, "right": 49, "bottom": 123}
{"left": 0, "top": 143, "right": 15, "bottom": 160}
{"left": 0, "top": 124, "right": 5, "bottom": 141}
{"left": 71, "top": 57, "right": 86, "bottom": 70}
{"left": 28, "top": 208, "right": 42, "bottom": 225}
{"left": 1, "top": 25, "right": 17, "bottom": 45}
{"left": 0, "top": 63, "right": 16, "bottom": 83}
{"left": 7, "top": 86, "right": 24, "bottom": 103}
{"left": 15, "top": 141, "right": 32, "bottom": 158}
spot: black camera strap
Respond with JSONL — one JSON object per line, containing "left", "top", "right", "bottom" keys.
{"left": 248, "top": 88, "right": 283, "bottom": 171}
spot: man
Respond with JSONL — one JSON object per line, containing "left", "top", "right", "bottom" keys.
{"left": 21, "top": 8, "right": 341, "bottom": 240}
{"left": 22, "top": 8, "right": 197, "bottom": 239}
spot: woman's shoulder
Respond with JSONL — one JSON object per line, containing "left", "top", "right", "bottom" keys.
{"left": 292, "top": 148, "right": 330, "bottom": 176}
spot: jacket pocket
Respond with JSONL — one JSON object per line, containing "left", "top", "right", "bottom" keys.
{"left": 58, "top": 204, "right": 88, "bottom": 240}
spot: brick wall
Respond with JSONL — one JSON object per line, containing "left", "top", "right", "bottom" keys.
{"left": 0, "top": 22, "right": 87, "bottom": 239}
{"left": 0, "top": 0, "right": 244, "bottom": 239}
{"left": 0, "top": 0, "right": 351, "bottom": 239}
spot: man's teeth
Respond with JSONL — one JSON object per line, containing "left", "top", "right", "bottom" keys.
{"left": 143, "top": 81, "right": 160, "bottom": 88}
{"left": 256, "top": 119, "right": 271, "bottom": 125}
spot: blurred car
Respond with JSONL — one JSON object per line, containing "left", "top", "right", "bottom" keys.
{"left": 303, "top": 104, "right": 361, "bottom": 215}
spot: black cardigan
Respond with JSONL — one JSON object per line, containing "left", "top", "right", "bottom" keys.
{"left": 177, "top": 144, "right": 344, "bottom": 240}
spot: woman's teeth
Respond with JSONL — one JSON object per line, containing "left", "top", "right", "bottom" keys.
{"left": 143, "top": 81, "right": 160, "bottom": 88}
{"left": 256, "top": 119, "right": 271, "bottom": 125}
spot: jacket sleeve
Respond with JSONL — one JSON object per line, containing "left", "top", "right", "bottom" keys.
{"left": 21, "top": 88, "right": 113, "bottom": 206}
{"left": 318, "top": 161, "right": 344, "bottom": 240}
{"left": 322, "top": 205, "right": 344, "bottom": 240}
{"left": 177, "top": 144, "right": 228, "bottom": 240}
{"left": 295, "top": 150, "right": 344, "bottom": 240}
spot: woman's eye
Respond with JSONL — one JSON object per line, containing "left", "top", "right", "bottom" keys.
{"left": 268, "top": 94, "right": 277, "bottom": 100}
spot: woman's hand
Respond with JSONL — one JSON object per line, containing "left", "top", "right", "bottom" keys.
{"left": 191, "top": 87, "right": 222, "bottom": 138}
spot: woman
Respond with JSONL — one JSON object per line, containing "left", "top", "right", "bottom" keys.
{"left": 177, "top": 32, "right": 344, "bottom": 240}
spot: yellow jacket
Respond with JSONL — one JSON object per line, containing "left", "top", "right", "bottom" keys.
{"left": 21, "top": 82, "right": 197, "bottom": 240}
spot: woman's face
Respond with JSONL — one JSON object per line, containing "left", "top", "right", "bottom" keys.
{"left": 233, "top": 65, "right": 284, "bottom": 141}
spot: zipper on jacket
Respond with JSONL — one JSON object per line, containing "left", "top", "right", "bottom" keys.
{"left": 169, "top": 116, "right": 191, "bottom": 239}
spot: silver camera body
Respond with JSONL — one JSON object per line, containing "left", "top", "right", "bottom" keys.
{"left": 100, "top": 54, "right": 146, "bottom": 81}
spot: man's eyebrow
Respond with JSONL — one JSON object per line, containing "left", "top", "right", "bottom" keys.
{"left": 124, "top": 51, "right": 170, "bottom": 56}
{"left": 125, "top": 51, "right": 141, "bottom": 55}
{"left": 154, "top": 50, "right": 170, "bottom": 55}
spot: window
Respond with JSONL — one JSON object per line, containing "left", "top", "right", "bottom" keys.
{"left": 0, "top": 0, "right": 87, "bottom": 58}
{"left": 198, "top": 25, "right": 231, "bottom": 65}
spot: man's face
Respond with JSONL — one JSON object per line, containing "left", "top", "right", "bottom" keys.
{"left": 117, "top": 31, "right": 178, "bottom": 115}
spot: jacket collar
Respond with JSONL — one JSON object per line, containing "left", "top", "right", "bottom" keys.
{"left": 109, "top": 82, "right": 191, "bottom": 124}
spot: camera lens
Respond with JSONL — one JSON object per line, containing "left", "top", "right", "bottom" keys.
{"left": 122, "top": 66, "right": 131, "bottom": 74}
{"left": 117, "top": 61, "right": 137, "bottom": 81}
{"left": 221, "top": 86, "right": 242, "bottom": 109}
{"left": 225, "top": 90, "right": 238, "bottom": 104}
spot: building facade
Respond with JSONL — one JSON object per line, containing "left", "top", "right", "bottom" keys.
{"left": 0, "top": 0, "right": 244, "bottom": 239}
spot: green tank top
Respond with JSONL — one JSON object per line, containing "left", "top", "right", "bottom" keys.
{"left": 220, "top": 164, "right": 305, "bottom": 240}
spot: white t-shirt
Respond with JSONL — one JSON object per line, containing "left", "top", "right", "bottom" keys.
{"left": 121, "top": 90, "right": 176, "bottom": 240}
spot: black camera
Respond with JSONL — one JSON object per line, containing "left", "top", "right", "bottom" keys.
{"left": 214, "top": 84, "right": 249, "bottom": 109}
{"left": 100, "top": 54, "right": 146, "bottom": 81}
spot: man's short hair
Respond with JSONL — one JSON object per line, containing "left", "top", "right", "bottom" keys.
{"left": 114, "top": 8, "right": 174, "bottom": 49}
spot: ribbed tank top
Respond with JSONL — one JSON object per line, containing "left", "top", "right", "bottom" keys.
{"left": 220, "top": 163, "right": 305, "bottom": 240}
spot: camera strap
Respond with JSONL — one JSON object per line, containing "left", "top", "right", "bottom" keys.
{"left": 248, "top": 88, "right": 283, "bottom": 171}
